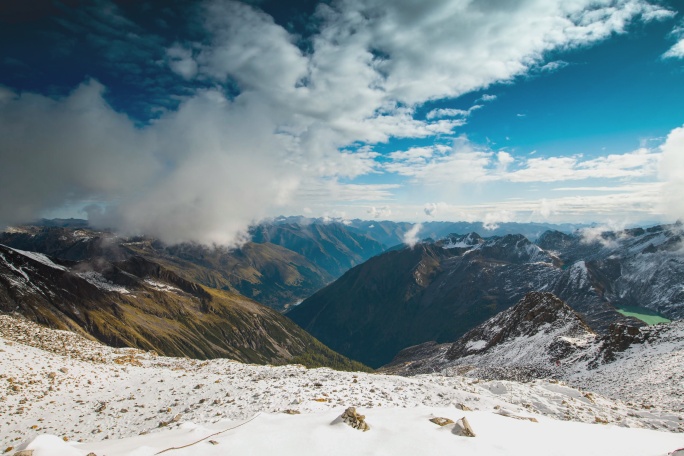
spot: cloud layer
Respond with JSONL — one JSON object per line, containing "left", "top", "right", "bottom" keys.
{"left": 0, "top": 0, "right": 678, "bottom": 243}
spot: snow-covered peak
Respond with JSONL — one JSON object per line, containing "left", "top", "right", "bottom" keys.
{"left": 440, "top": 232, "right": 484, "bottom": 250}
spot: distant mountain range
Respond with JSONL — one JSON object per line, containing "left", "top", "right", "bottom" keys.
{"left": 3, "top": 218, "right": 680, "bottom": 373}
{"left": 0, "top": 221, "right": 387, "bottom": 311}
{"left": 288, "top": 224, "right": 683, "bottom": 368}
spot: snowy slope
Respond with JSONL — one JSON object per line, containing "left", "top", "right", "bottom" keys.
{"left": 2, "top": 314, "right": 683, "bottom": 456}
{"left": 384, "top": 293, "right": 684, "bottom": 415}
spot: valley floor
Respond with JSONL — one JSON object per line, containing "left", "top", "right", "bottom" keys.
{"left": 1, "top": 314, "right": 683, "bottom": 456}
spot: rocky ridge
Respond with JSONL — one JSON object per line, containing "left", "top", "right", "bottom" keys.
{"left": 382, "top": 292, "right": 684, "bottom": 413}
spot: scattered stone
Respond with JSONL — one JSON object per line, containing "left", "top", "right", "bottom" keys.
{"left": 12, "top": 451, "right": 32, "bottom": 456}
{"left": 429, "top": 417, "right": 454, "bottom": 427}
{"left": 495, "top": 409, "right": 538, "bottom": 423}
{"left": 95, "top": 402, "right": 107, "bottom": 413}
{"left": 283, "top": 409, "right": 301, "bottom": 415}
{"left": 453, "top": 417, "right": 476, "bottom": 437}
{"left": 208, "top": 440, "right": 219, "bottom": 445}
{"left": 455, "top": 403, "right": 472, "bottom": 411}
{"left": 340, "top": 407, "right": 370, "bottom": 432}
{"left": 59, "top": 368, "right": 68, "bottom": 374}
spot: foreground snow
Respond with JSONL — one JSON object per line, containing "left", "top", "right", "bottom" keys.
{"left": 14, "top": 408, "right": 684, "bottom": 456}
{"left": 1, "top": 315, "right": 683, "bottom": 455}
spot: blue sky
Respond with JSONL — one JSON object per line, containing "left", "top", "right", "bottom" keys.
{"left": 1, "top": 0, "right": 684, "bottom": 244}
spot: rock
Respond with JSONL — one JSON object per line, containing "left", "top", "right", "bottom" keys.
{"left": 453, "top": 417, "right": 476, "bottom": 437}
{"left": 455, "top": 403, "right": 472, "bottom": 411}
{"left": 340, "top": 407, "right": 370, "bottom": 432}
{"left": 12, "top": 451, "right": 33, "bottom": 456}
{"left": 59, "top": 367, "right": 68, "bottom": 374}
{"left": 495, "top": 409, "right": 538, "bottom": 422}
{"left": 429, "top": 417, "right": 454, "bottom": 426}
{"left": 283, "top": 409, "right": 301, "bottom": 415}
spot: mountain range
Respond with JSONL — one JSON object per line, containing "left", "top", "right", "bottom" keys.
{"left": 381, "top": 291, "right": 684, "bottom": 413}
{"left": 0, "top": 243, "right": 367, "bottom": 371}
{"left": 288, "top": 224, "right": 682, "bottom": 368}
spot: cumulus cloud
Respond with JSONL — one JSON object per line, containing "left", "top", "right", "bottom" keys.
{"left": 0, "top": 0, "right": 674, "bottom": 244}
{"left": 424, "top": 203, "right": 437, "bottom": 217}
{"left": 505, "top": 148, "right": 660, "bottom": 182}
{"left": 167, "top": 44, "right": 198, "bottom": 80}
{"left": 482, "top": 211, "right": 514, "bottom": 231}
{"left": 663, "top": 38, "right": 684, "bottom": 58}
{"left": 403, "top": 223, "right": 423, "bottom": 247}
{"left": 0, "top": 81, "right": 158, "bottom": 228}
{"left": 478, "top": 94, "right": 497, "bottom": 102}
{"left": 539, "top": 60, "right": 570, "bottom": 73}
{"left": 367, "top": 206, "right": 392, "bottom": 218}
{"left": 659, "top": 124, "right": 684, "bottom": 220}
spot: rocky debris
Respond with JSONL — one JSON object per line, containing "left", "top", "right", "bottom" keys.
{"left": 1, "top": 312, "right": 682, "bottom": 449}
{"left": 283, "top": 409, "right": 301, "bottom": 415}
{"left": 455, "top": 403, "right": 472, "bottom": 411}
{"left": 113, "top": 355, "right": 143, "bottom": 367}
{"left": 429, "top": 417, "right": 454, "bottom": 426}
{"left": 340, "top": 407, "right": 370, "bottom": 431}
{"left": 159, "top": 414, "right": 182, "bottom": 428}
{"left": 453, "top": 417, "right": 476, "bottom": 437}
{"left": 12, "top": 451, "right": 32, "bottom": 456}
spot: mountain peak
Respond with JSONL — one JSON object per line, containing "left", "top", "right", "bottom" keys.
{"left": 445, "top": 291, "right": 593, "bottom": 361}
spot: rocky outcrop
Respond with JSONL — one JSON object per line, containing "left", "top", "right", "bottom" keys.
{"left": 340, "top": 407, "right": 370, "bottom": 431}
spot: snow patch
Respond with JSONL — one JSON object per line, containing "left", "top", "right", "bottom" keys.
{"left": 77, "top": 271, "right": 130, "bottom": 294}
{"left": 5, "top": 246, "right": 68, "bottom": 271}
{"left": 465, "top": 340, "right": 487, "bottom": 351}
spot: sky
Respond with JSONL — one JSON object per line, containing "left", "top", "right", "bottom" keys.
{"left": 1, "top": 0, "right": 683, "bottom": 245}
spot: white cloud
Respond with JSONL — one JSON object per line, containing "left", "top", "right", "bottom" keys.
{"left": 402, "top": 223, "right": 423, "bottom": 247}
{"left": 497, "top": 151, "right": 515, "bottom": 172}
{"left": 424, "top": 203, "right": 437, "bottom": 217}
{"left": 167, "top": 44, "right": 198, "bottom": 80}
{"left": 478, "top": 94, "right": 497, "bottom": 102}
{"left": 368, "top": 206, "right": 392, "bottom": 218}
{"left": 505, "top": 148, "right": 660, "bottom": 183}
{"left": 658, "top": 123, "right": 684, "bottom": 221}
{"left": 663, "top": 38, "right": 684, "bottom": 59}
{"left": 0, "top": 0, "right": 675, "bottom": 244}
{"left": 539, "top": 60, "right": 569, "bottom": 72}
